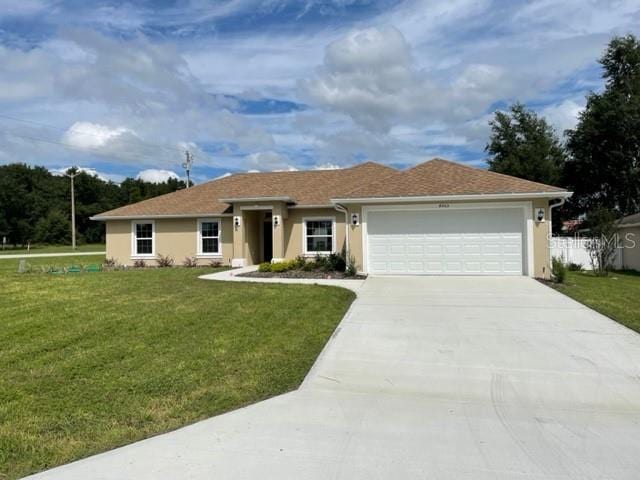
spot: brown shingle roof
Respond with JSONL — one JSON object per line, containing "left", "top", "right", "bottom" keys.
{"left": 94, "top": 162, "right": 396, "bottom": 218}
{"left": 336, "top": 158, "right": 567, "bottom": 199}
{"left": 94, "top": 158, "right": 568, "bottom": 219}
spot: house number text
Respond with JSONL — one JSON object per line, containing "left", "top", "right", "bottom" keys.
{"left": 438, "top": 203, "right": 450, "bottom": 208}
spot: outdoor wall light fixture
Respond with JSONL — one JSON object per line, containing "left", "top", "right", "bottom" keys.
{"left": 273, "top": 215, "right": 280, "bottom": 227}
{"left": 535, "top": 208, "right": 545, "bottom": 223}
{"left": 234, "top": 216, "right": 241, "bottom": 228}
{"left": 351, "top": 213, "right": 360, "bottom": 226}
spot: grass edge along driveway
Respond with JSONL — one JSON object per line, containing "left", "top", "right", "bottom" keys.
{"left": 0, "top": 262, "right": 355, "bottom": 479}
{"left": 553, "top": 270, "right": 640, "bottom": 334}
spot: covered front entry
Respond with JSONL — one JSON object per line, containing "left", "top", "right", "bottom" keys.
{"left": 231, "top": 201, "right": 288, "bottom": 267}
{"left": 364, "top": 204, "right": 529, "bottom": 276}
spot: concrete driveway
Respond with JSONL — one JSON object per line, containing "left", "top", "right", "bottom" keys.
{"left": 27, "top": 276, "right": 640, "bottom": 479}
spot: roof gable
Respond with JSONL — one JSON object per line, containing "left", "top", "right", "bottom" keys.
{"left": 336, "top": 158, "right": 567, "bottom": 200}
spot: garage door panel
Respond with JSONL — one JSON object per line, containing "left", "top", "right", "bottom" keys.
{"left": 367, "top": 208, "right": 525, "bottom": 276}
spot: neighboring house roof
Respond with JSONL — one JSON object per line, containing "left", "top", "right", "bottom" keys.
{"left": 619, "top": 212, "right": 640, "bottom": 227}
{"left": 333, "top": 158, "right": 567, "bottom": 201}
{"left": 93, "top": 158, "right": 569, "bottom": 219}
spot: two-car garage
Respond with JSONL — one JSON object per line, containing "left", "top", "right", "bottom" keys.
{"left": 363, "top": 204, "right": 531, "bottom": 276}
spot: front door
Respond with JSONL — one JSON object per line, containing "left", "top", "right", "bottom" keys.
{"left": 263, "top": 221, "right": 273, "bottom": 262}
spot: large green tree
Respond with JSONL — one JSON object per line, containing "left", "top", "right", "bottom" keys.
{"left": 565, "top": 34, "right": 640, "bottom": 215}
{"left": 0, "top": 164, "right": 187, "bottom": 246}
{"left": 486, "top": 103, "right": 566, "bottom": 186}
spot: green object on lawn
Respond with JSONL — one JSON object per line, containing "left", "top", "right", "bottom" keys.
{"left": 84, "top": 264, "right": 101, "bottom": 272}
{"left": 67, "top": 265, "right": 81, "bottom": 273}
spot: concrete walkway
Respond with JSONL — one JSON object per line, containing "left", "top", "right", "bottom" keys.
{"left": 199, "top": 266, "right": 366, "bottom": 292}
{"left": 25, "top": 276, "right": 640, "bottom": 479}
{"left": 0, "top": 251, "right": 105, "bottom": 259}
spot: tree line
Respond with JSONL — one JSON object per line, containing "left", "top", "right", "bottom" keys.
{"left": 486, "top": 34, "right": 640, "bottom": 230}
{"left": 0, "top": 164, "right": 187, "bottom": 246}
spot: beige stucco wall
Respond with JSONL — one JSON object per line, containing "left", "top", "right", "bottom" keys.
{"left": 620, "top": 226, "right": 640, "bottom": 270}
{"left": 104, "top": 198, "right": 554, "bottom": 277}
{"left": 105, "top": 217, "right": 233, "bottom": 266}
{"left": 283, "top": 207, "right": 346, "bottom": 259}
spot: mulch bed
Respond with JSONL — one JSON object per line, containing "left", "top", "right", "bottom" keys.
{"left": 237, "top": 270, "right": 367, "bottom": 280}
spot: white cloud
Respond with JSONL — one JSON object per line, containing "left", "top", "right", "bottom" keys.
{"left": 540, "top": 99, "right": 585, "bottom": 134}
{"left": 49, "top": 166, "right": 124, "bottom": 183}
{"left": 244, "top": 151, "right": 296, "bottom": 171}
{"left": 62, "top": 122, "right": 134, "bottom": 150}
{"left": 136, "top": 169, "right": 180, "bottom": 183}
{"left": 313, "top": 163, "right": 341, "bottom": 170}
{"left": 300, "top": 26, "right": 513, "bottom": 134}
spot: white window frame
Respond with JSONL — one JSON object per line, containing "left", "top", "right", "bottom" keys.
{"left": 197, "top": 218, "right": 222, "bottom": 257}
{"left": 302, "top": 216, "right": 336, "bottom": 256}
{"left": 131, "top": 220, "right": 155, "bottom": 258}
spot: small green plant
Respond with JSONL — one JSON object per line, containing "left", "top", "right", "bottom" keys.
{"left": 566, "top": 262, "right": 583, "bottom": 272}
{"left": 258, "top": 262, "right": 272, "bottom": 272}
{"left": 293, "top": 255, "right": 306, "bottom": 269}
{"left": 314, "top": 253, "right": 328, "bottom": 269}
{"left": 326, "top": 252, "right": 346, "bottom": 272}
{"left": 209, "top": 259, "right": 223, "bottom": 268}
{"left": 133, "top": 259, "right": 146, "bottom": 268}
{"left": 302, "top": 261, "right": 316, "bottom": 271}
{"left": 270, "top": 260, "right": 297, "bottom": 273}
{"left": 551, "top": 256, "right": 567, "bottom": 283}
{"left": 156, "top": 254, "right": 174, "bottom": 268}
{"left": 103, "top": 257, "right": 117, "bottom": 268}
{"left": 345, "top": 255, "right": 357, "bottom": 277}
{"left": 182, "top": 257, "right": 198, "bottom": 268}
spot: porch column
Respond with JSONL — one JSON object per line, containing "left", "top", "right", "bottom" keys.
{"left": 231, "top": 204, "right": 245, "bottom": 267}
{"left": 271, "top": 202, "right": 287, "bottom": 262}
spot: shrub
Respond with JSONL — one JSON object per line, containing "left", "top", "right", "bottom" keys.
{"left": 156, "top": 254, "right": 174, "bottom": 268}
{"left": 133, "top": 259, "right": 146, "bottom": 268}
{"left": 326, "top": 252, "right": 346, "bottom": 272}
{"left": 270, "top": 260, "right": 295, "bottom": 273}
{"left": 584, "top": 208, "right": 619, "bottom": 276}
{"left": 302, "top": 261, "right": 316, "bottom": 271}
{"left": 551, "top": 256, "right": 567, "bottom": 283}
{"left": 182, "top": 257, "right": 198, "bottom": 268}
{"left": 345, "top": 255, "right": 357, "bottom": 277}
{"left": 103, "top": 257, "right": 117, "bottom": 268}
{"left": 314, "top": 253, "right": 328, "bottom": 269}
{"left": 209, "top": 259, "right": 223, "bottom": 268}
{"left": 293, "top": 255, "right": 306, "bottom": 269}
{"left": 566, "top": 262, "right": 583, "bottom": 272}
{"left": 258, "top": 262, "right": 272, "bottom": 272}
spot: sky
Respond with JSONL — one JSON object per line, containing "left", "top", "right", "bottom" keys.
{"left": 0, "top": 0, "right": 639, "bottom": 184}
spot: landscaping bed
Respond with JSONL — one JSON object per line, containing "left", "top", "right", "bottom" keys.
{"left": 239, "top": 253, "right": 365, "bottom": 280}
{"left": 239, "top": 269, "right": 366, "bottom": 279}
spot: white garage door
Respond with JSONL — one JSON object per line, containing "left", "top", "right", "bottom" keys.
{"left": 366, "top": 207, "right": 525, "bottom": 275}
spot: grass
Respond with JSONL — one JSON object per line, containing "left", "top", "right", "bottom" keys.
{"left": 553, "top": 270, "right": 640, "bottom": 333}
{"left": 0, "top": 255, "right": 355, "bottom": 479}
{"left": 0, "top": 244, "right": 105, "bottom": 255}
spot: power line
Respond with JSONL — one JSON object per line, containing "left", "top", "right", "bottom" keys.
{"left": 0, "top": 113, "right": 187, "bottom": 156}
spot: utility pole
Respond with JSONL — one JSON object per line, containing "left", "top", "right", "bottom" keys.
{"left": 63, "top": 168, "right": 79, "bottom": 250}
{"left": 182, "top": 150, "right": 194, "bottom": 188}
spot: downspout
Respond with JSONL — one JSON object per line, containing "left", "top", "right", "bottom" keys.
{"left": 548, "top": 197, "right": 566, "bottom": 269}
{"left": 334, "top": 203, "right": 350, "bottom": 260}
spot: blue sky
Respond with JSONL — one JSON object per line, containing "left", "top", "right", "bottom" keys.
{"left": 0, "top": 0, "right": 639, "bottom": 184}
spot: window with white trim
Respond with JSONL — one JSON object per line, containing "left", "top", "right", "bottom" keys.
{"left": 198, "top": 219, "right": 221, "bottom": 255}
{"left": 133, "top": 222, "right": 154, "bottom": 256}
{"left": 304, "top": 219, "right": 333, "bottom": 254}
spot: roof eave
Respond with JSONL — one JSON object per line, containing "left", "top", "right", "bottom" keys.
{"left": 91, "top": 213, "right": 233, "bottom": 221}
{"left": 331, "top": 191, "right": 573, "bottom": 204}
{"left": 217, "top": 196, "right": 293, "bottom": 203}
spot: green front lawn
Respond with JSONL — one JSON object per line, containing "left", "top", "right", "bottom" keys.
{"left": 0, "top": 256, "right": 355, "bottom": 479}
{"left": 0, "top": 243, "right": 105, "bottom": 255}
{"left": 554, "top": 270, "right": 640, "bottom": 333}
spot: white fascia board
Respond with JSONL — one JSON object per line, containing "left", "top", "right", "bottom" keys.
{"left": 618, "top": 222, "right": 640, "bottom": 229}
{"left": 331, "top": 191, "right": 573, "bottom": 204}
{"left": 91, "top": 213, "right": 232, "bottom": 221}
{"left": 218, "top": 196, "right": 293, "bottom": 203}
